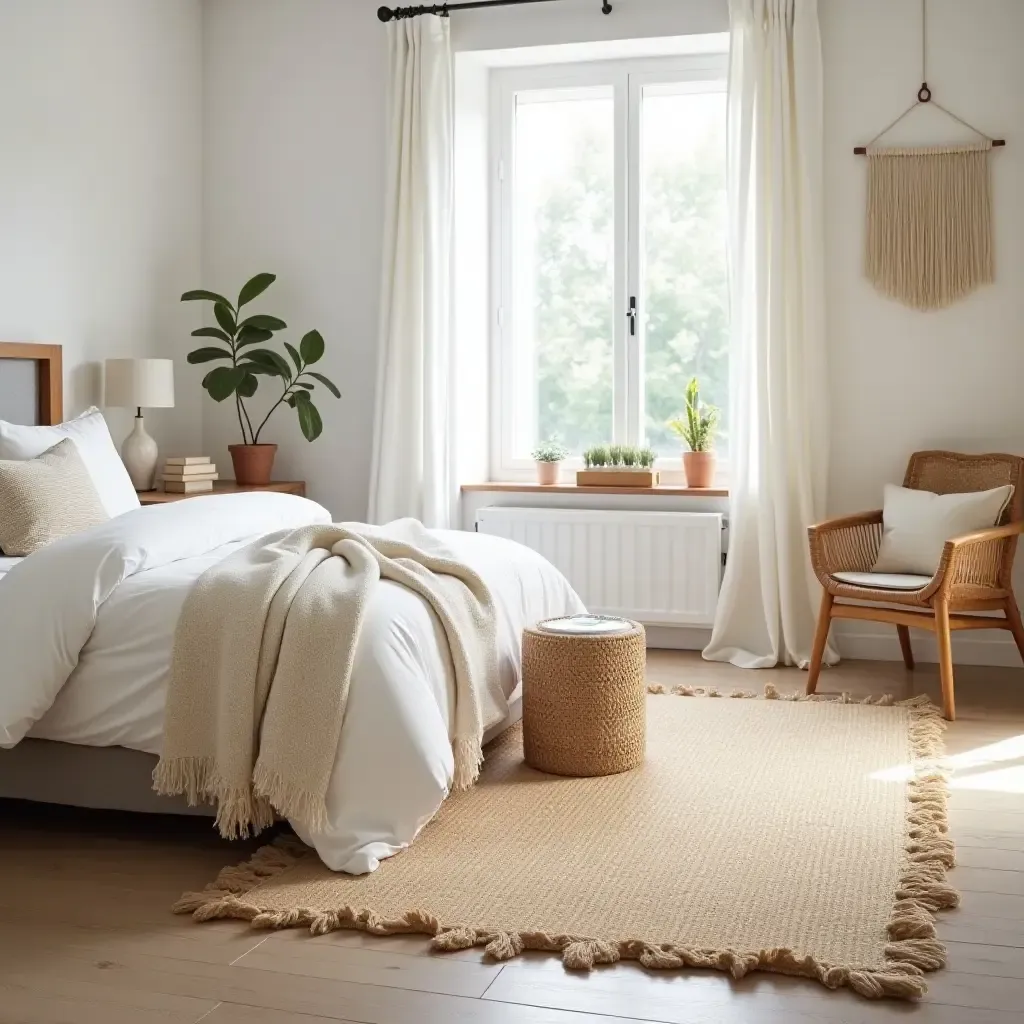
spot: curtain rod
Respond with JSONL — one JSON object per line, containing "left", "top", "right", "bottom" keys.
{"left": 378, "top": 1, "right": 613, "bottom": 23}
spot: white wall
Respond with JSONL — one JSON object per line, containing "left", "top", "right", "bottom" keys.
{"left": 822, "top": 0, "right": 1024, "bottom": 665}
{"left": 202, "top": 0, "right": 387, "bottom": 521}
{"left": 451, "top": 0, "right": 726, "bottom": 52}
{"left": 0, "top": 0, "right": 203, "bottom": 454}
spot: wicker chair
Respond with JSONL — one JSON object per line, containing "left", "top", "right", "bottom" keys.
{"left": 806, "top": 451, "right": 1024, "bottom": 720}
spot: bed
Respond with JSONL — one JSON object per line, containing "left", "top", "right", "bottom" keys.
{"left": 0, "top": 343, "right": 585, "bottom": 872}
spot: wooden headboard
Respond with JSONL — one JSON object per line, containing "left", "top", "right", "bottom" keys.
{"left": 0, "top": 343, "right": 63, "bottom": 425}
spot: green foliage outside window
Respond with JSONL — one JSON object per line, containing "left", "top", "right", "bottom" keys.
{"left": 531, "top": 125, "right": 728, "bottom": 457}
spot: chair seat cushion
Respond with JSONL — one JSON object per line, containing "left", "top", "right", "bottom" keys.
{"left": 832, "top": 571, "right": 933, "bottom": 591}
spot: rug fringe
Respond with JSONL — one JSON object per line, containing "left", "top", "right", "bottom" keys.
{"left": 644, "top": 682, "right": 955, "bottom": 992}
{"left": 172, "top": 835, "right": 306, "bottom": 916}
{"left": 645, "top": 681, "right": 909, "bottom": 706}
{"left": 175, "top": 686, "right": 954, "bottom": 1002}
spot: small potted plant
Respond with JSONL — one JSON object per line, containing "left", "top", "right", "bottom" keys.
{"left": 578, "top": 445, "right": 659, "bottom": 486}
{"left": 532, "top": 438, "right": 569, "bottom": 485}
{"left": 668, "top": 377, "right": 719, "bottom": 488}
{"left": 182, "top": 273, "right": 340, "bottom": 485}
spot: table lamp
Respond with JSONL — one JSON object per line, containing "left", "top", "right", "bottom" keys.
{"left": 104, "top": 358, "right": 175, "bottom": 491}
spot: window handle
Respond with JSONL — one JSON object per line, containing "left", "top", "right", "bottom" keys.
{"left": 628, "top": 296, "right": 637, "bottom": 337}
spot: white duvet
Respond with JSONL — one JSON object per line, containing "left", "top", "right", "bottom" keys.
{"left": 0, "top": 494, "right": 583, "bottom": 872}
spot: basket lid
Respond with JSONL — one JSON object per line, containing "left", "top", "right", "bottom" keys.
{"left": 536, "top": 614, "right": 635, "bottom": 636}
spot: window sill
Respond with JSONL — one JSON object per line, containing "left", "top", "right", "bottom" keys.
{"left": 460, "top": 482, "right": 729, "bottom": 497}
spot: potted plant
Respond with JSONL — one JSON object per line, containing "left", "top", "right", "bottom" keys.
{"left": 667, "top": 377, "right": 719, "bottom": 488}
{"left": 532, "top": 438, "right": 569, "bottom": 485}
{"left": 578, "top": 445, "right": 659, "bottom": 487}
{"left": 182, "top": 274, "right": 340, "bottom": 485}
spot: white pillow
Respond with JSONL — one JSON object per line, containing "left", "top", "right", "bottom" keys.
{"left": 0, "top": 407, "right": 140, "bottom": 518}
{"left": 873, "top": 483, "right": 1014, "bottom": 577}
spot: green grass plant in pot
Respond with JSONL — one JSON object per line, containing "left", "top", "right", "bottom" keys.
{"left": 667, "top": 377, "right": 719, "bottom": 488}
{"left": 182, "top": 274, "right": 340, "bottom": 485}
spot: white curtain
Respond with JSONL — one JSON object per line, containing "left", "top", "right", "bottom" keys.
{"left": 703, "top": 0, "right": 837, "bottom": 669}
{"left": 368, "top": 16, "right": 455, "bottom": 528}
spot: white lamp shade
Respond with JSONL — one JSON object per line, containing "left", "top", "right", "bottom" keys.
{"left": 104, "top": 358, "right": 175, "bottom": 410}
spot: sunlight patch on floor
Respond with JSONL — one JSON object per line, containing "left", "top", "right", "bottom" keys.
{"left": 948, "top": 764, "right": 1024, "bottom": 793}
{"left": 871, "top": 733, "right": 1024, "bottom": 791}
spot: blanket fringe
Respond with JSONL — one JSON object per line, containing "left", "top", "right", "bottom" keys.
{"left": 252, "top": 760, "right": 330, "bottom": 835}
{"left": 451, "top": 736, "right": 484, "bottom": 791}
{"left": 152, "top": 757, "right": 276, "bottom": 839}
{"left": 174, "top": 684, "right": 953, "bottom": 1002}
{"left": 155, "top": 738, "right": 483, "bottom": 837}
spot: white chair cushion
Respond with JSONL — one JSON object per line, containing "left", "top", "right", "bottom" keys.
{"left": 872, "top": 483, "right": 1014, "bottom": 577}
{"left": 832, "top": 571, "right": 933, "bottom": 591}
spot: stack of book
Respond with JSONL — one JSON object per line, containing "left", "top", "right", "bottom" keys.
{"left": 162, "top": 456, "right": 218, "bottom": 493}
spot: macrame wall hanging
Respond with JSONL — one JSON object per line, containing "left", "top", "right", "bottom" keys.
{"left": 855, "top": 0, "right": 1006, "bottom": 311}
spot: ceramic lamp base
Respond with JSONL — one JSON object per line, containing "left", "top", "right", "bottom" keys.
{"left": 121, "top": 415, "right": 159, "bottom": 491}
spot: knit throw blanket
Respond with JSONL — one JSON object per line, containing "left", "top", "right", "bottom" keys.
{"left": 153, "top": 519, "right": 504, "bottom": 839}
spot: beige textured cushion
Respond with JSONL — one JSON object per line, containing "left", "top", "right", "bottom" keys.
{"left": 0, "top": 438, "right": 109, "bottom": 555}
{"left": 0, "top": 407, "right": 140, "bottom": 517}
{"left": 873, "top": 483, "right": 1014, "bottom": 577}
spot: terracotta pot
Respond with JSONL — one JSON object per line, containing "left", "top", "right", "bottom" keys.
{"left": 536, "top": 460, "right": 561, "bottom": 485}
{"left": 682, "top": 451, "right": 717, "bottom": 488}
{"left": 229, "top": 443, "right": 278, "bottom": 486}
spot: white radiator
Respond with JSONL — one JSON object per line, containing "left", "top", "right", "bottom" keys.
{"left": 475, "top": 507, "right": 723, "bottom": 627}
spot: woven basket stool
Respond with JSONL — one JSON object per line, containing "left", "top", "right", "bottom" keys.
{"left": 522, "top": 619, "right": 646, "bottom": 777}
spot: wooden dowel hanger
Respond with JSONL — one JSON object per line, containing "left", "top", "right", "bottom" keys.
{"left": 855, "top": 140, "right": 1006, "bottom": 156}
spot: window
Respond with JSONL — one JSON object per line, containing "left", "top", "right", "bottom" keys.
{"left": 491, "top": 55, "right": 728, "bottom": 478}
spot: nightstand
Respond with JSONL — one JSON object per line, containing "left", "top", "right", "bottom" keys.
{"left": 139, "top": 481, "right": 306, "bottom": 505}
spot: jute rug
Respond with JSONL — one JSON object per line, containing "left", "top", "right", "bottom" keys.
{"left": 177, "top": 687, "right": 956, "bottom": 1001}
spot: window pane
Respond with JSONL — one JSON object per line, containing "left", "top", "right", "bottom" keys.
{"left": 511, "top": 87, "right": 614, "bottom": 457}
{"left": 640, "top": 86, "right": 728, "bottom": 457}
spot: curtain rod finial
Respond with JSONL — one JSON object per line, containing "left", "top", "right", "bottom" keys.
{"left": 378, "top": 6, "right": 394, "bottom": 22}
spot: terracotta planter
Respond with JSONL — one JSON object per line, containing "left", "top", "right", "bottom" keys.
{"left": 229, "top": 443, "right": 278, "bottom": 486}
{"left": 682, "top": 451, "right": 717, "bottom": 488}
{"left": 536, "top": 460, "right": 562, "bottom": 485}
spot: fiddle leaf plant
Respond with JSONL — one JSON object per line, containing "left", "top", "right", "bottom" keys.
{"left": 182, "top": 273, "right": 340, "bottom": 444}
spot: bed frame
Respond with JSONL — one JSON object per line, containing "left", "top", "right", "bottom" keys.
{"left": 0, "top": 344, "right": 522, "bottom": 816}
{"left": 0, "top": 341, "right": 63, "bottom": 425}
{"left": 0, "top": 343, "right": 204, "bottom": 814}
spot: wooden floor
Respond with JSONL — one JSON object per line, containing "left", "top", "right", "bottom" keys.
{"left": 2, "top": 652, "right": 1023, "bottom": 1024}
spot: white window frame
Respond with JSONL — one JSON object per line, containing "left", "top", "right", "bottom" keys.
{"left": 489, "top": 53, "right": 728, "bottom": 482}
